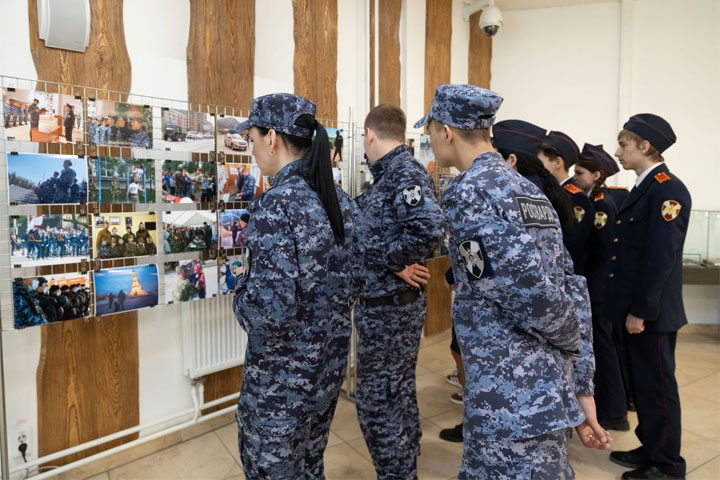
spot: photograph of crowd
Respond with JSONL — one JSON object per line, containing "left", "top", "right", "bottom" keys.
{"left": 218, "top": 209, "right": 249, "bottom": 249}
{"left": 159, "top": 109, "right": 215, "bottom": 152}
{"left": 88, "top": 157, "right": 156, "bottom": 204}
{"left": 10, "top": 214, "right": 89, "bottom": 267}
{"left": 218, "top": 254, "right": 245, "bottom": 295}
{"left": 87, "top": 99, "right": 153, "bottom": 149}
{"left": 3, "top": 88, "right": 84, "bottom": 143}
{"left": 92, "top": 213, "right": 157, "bottom": 259}
{"left": 217, "top": 163, "right": 260, "bottom": 202}
{"left": 161, "top": 160, "right": 216, "bottom": 203}
{"left": 162, "top": 210, "right": 217, "bottom": 254}
{"left": 93, "top": 264, "right": 159, "bottom": 316}
{"left": 164, "top": 258, "right": 218, "bottom": 304}
{"left": 8, "top": 153, "right": 87, "bottom": 205}
{"left": 216, "top": 115, "right": 252, "bottom": 155}
{"left": 12, "top": 273, "right": 91, "bottom": 329}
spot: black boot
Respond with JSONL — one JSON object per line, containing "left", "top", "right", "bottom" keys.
{"left": 439, "top": 424, "right": 463, "bottom": 443}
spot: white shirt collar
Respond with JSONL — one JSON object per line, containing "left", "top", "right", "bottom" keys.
{"left": 634, "top": 163, "right": 663, "bottom": 188}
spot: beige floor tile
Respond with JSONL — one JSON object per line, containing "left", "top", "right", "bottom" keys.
{"left": 346, "top": 436, "right": 372, "bottom": 462}
{"left": 688, "top": 455, "right": 720, "bottom": 479}
{"left": 108, "top": 432, "right": 242, "bottom": 480}
{"left": 83, "top": 473, "right": 110, "bottom": 480}
{"left": 416, "top": 372, "right": 463, "bottom": 419}
{"left": 326, "top": 431, "right": 344, "bottom": 448}
{"left": 417, "top": 342, "right": 458, "bottom": 374}
{"left": 681, "top": 430, "right": 720, "bottom": 473}
{"left": 323, "top": 443, "right": 377, "bottom": 480}
{"left": 570, "top": 433, "right": 626, "bottom": 480}
{"left": 681, "top": 392, "right": 720, "bottom": 441}
{"left": 420, "top": 329, "right": 452, "bottom": 350}
{"left": 681, "top": 373, "right": 720, "bottom": 405}
{"left": 222, "top": 476, "right": 245, "bottom": 480}
{"left": 416, "top": 363, "right": 435, "bottom": 377}
{"left": 677, "top": 362, "right": 719, "bottom": 388}
{"left": 214, "top": 423, "right": 242, "bottom": 467}
{"left": 417, "top": 419, "right": 464, "bottom": 479}
{"left": 330, "top": 397, "right": 364, "bottom": 442}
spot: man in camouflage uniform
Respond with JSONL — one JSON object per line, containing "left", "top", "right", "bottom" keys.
{"left": 27, "top": 98, "right": 40, "bottom": 141}
{"left": 354, "top": 104, "right": 445, "bottom": 480}
{"left": 53, "top": 160, "right": 76, "bottom": 203}
{"left": 129, "top": 117, "right": 152, "bottom": 148}
{"left": 191, "top": 168, "right": 204, "bottom": 202}
{"left": 111, "top": 176, "right": 123, "bottom": 203}
{"left": 418, "top": 84, "right": 610, "bottom": 479}
{"left": 173, "top": 265, "right": 199, "bottom": 302}
{"left": 13, "top": 278, "right": 48, "bottom": 329}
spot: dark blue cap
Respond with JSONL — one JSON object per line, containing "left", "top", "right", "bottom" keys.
{"left": 492, "top": 120, "right": 547, "bottom": 157}
{"left": 235, "top": 93, "right": 317, "bottom": 139}
{"left": 414, "top": 84, "right": 503, "bottom": 130}
{"left": 542, "top": 131, "right": 581, "bottom": 167}
{"left": 581, "top": 143, "right": 619, "bottom": 177}
{"left": 623, "top": 113, "right": 676, "bottom": 153}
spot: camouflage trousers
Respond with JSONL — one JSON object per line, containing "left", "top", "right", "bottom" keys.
{"left": 460, "top": 428, "right": 574, "bottom": 480}
{"left": 355, "top": 293, "right": 426, "bottom": 480}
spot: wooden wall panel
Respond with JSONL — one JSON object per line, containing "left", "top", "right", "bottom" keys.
{"left": 202, "top": 366, "right": 244, "bottom": 415}
{"left": 293, "top": 0, "right": 338, "bottom": 121}
{"left": 369, "top": 0, "right": 376, "bottom": 108}
{"left": 378, "top": 0, "right": 402, "bottom": 106}
{"left": 187, "top": 0, "right": 255, "bottom": 110}
{"left": 423, "top": 0, "right": 453, "bottom": 112}
{"left": 469, "top": 11, "right": 492, "bottom": 89}
{"left": 424, "top": 256, "right": 452, "bottom": 336}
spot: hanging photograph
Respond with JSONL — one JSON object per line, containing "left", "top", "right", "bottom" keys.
{"left": 12, "top": 272, "right": 91, "bottom": 329}
{"left": 326, "top": 127, "right": 345, "bottom": 165}
{"left": 218, "top": 254, "right": 245, "bottom": 295}
{"left": 164, "top": 257, "right": 218, "bottom": 304}
{"left": 332, "top": 167, "right": 343, "bottom": 189}
{"left": 93, "top": 264, "right": 159, "bottom": 316}
{"left": 162, "top": 210, "right": 217, "bottom": 254}
{"left": 10, "top": 214, "right": 90, "bottom": 267}
{"left": 218, "top": 209, "right": 249, "bottom": 249}
{"left": 217, "top": 115, "right": 252, "bottom": 155}
{"left": 3, "top": 88, "right": 84, "bottom": 143}
{"left": 7, "top": 153, "right": 88, "bottom": 205}
{"left": 159, "top": 109, "right": 215, "bottom": 152}
{"left": 217, "top": 162, "right": 261, "bottom": 202}
{"left": 92, "top": 212, "right": 158, "bottom": 259}
{"left": 88, "top": 157, "right": 156, "bottom": 204}
{"left": 161, "top": 159, "right": 216, "bottom": 203}
{"left": 418, "top": 134, "right": 434, "bottom": 163}
{"left": 87, "top": 99, "right": 153, "bottom": 149}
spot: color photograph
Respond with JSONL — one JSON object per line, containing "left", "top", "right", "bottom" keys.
{"left": 87, "top": 99, "right": 153, "bottom": 149}
{"left": 162, "top": 210, "right": 217, "bottom": 254}
{"left": 12, "top": 273, "right": 91, "bottom": 329}
{"left": 93, "top": 264, "right": 159, "bottom": 316}
{"left": 3, "top": 88, "right": 84, "bottom": 143}
{"left": 218, "top": 254, "right": 245, "bottom": 295}
{"left": 218, "top": 209, "right": 249, "bottom": 249}
{"left": 326, "top": 127, "right": 344, "bottom": 165}
{"left": 8, "top": 153, "right": 88, "bottom": 204}
{"left": 161, "top": 159, "right": 216, "bottom": 203}
{"left": 10, "top": 214, "right": 89, "bottom": 267}
{"left": 217, "top": 163, "right": 260, "bottom": 202}
{"left": 88, "top": 157, "right": 156, "bottom": 204}
{"left": 217, "top": 115, "right": 252, "bottom": 155}
{"left": 92, "top": 212, "right": 158, "bottom": 259}
{"left": 164, "top": 257, "right": 218, "bottom": 303}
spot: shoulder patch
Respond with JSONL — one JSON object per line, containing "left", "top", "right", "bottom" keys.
{"left": 574, "top": 206, "right": 586, "bottom": 223}
{"left": 594, "top": 212, "right": 608, "bottom": 229}
{"left": 514, "top": 195, "right": 557, "bottom": 229}
{"left": 564, "top": 183, "right": 582, "bottom": 195}
{"left": 458, "top": 239, "right": 494, "bottom": 280}
{"left": 593, "top": 193, "right": 604, "bottom": 202}
{"left": 654, "top": 172, "right": 671, "bottom": 184}
{"left": 402, "top": 185, "right": 423, "bottom": 207}
{"left": 661, "top": 200, "right": 682, "bottom": 222}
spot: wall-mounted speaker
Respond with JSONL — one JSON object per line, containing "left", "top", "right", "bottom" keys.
{"left": 37, "top": 0, "right": 91, "bottom": 52}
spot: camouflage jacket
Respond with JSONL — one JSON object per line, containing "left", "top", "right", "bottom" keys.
{"left": 13, "top": 281, "right": 47, "bottom": 329}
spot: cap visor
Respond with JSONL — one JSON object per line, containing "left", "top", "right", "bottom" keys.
{"left": 413, "top": 113, "right": 431, "bottom": 129}
{"left": 231, "top": 120, "right": 253, "bottom": 134}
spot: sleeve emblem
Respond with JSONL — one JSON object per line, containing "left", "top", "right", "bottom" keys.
{"left": 402, "top": 185, "right": 423, "bottom": 207}
{"left": 593, "top": 212, "right": 608, "bottom": 229}
{"left": 574, "top": 206, "right": 586, "bottom": 223}
{"left": 661, "top": 200, "right": 681, "bottom": 222}
{"left": 458, "top": 240, "right": 485, "bottom": 279}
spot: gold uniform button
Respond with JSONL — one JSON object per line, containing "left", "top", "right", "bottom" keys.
{"left": 611, "top": 256, "right": 617, "bottom": 261}
{"left": 616, "top": 220, "right": 622, "bottom": 225}
{"left": 609, "top": 273, "right": 615, "bottom": 278}
{"left": 613, "top": 238, "right": 619, "bottom": 243}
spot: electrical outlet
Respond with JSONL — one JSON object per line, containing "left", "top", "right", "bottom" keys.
{"left": 11, "top": 422, "right": 31, "bottom": 459}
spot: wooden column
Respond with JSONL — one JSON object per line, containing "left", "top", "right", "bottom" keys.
{"left": 469, "top": 11, "right": 492, "bottom": 88}
{"left": 424, "top": 256, "right": 452, "bottom": 336}
{"left": 371, "top": 0, "right": 403, "bottom": 107}
{"left": 423, "top": 0, "right": 452, "bottom": 112}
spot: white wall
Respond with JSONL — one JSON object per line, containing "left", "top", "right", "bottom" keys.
{"left": 254, "top": 0, "right": 294, "bottom": 98}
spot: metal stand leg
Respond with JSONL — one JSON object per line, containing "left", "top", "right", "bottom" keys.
{"left": 0, "top": 330, "right": 10, "bottom": 480}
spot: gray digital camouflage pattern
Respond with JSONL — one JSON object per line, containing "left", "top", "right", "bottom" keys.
{"left": 413, "top": 84, "right": 503, "bottom": 130}
{"left": 354, "top": 145, "right": 444, "bottom": 480}
{"left": 232, "top": 158, "right": 364, "bottom": 479}
{"left": 236, "top": 93, "right": 317, "bottom": 139}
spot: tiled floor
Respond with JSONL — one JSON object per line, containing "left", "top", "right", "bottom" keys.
{"left": 74, "top": 330, "right": 719, "bottom": 480}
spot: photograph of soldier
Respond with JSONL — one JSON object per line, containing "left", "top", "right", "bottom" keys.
{"left": 87, "top": 99, "right": 152, "bottom": 149}
{"left": 162, "top": 210, "right": 217, "bottom": 254}
{"left": 218, "top": 209, "right": 249, "bottom": 249}
{"left": 88, "top": 157, "right": 156, "bottom": 204}
{"left": 91, "top": 212, "right": 157, "bottom": 259}
{"left": 161, "top": 160, "right": 216, "bottom": 203}
{"left": 7, "top": 153, "right": 88, "bottom": 204}
{"left": 9, "top": 214, "right": 90, "bottom": 267}
{"left": 218, "top": 254, "right": 244, "bottom": 295}
{"left": 93, "top": 264, "right": 159, "bottom": 316}
{"left": 12, "top": 273, "right": 91, "bottom": 329}
{"left": 2, "top": 89, "right": 84, "bottom": 143}
{"left": 217, "top": 115, "right": 252, "bottom": 155}
{"left": 216, "top": 163, "right": 261, "bottom": 202}
{"left": 164, "top": 258, "right": 218, "bottom": 304}
{"left": 325, "top": 127, "right": 344, "bottom": 166}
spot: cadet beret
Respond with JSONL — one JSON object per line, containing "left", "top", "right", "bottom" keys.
{"left": 492, "top": 120, "right": 547, "bottom": 157}
{"left": 581, "top": 143, "right": 619, "bottom": 177}
{"left": 414, "top": 84, "right": 503, "bottom": 130}
{"left": 623, "top": 113, "right": 676, "bottom": 153}
{"left": 240, "top": 213, "right": 250, "bottom": 223}
{"left": 236, "top": 93, "right": 317, "bottom": 139}
{"left": 542, "top": 131, "right": 581, "bottom": 167}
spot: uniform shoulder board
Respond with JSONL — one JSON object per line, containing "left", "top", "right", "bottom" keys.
{"left": 594, "top": 192, "right": 604, "bottom": 202}
{"left": 654, "top": 172, "right": 671, "bottom": 184}
{"left": 564, "top": 183, "right": 582, "bottom": 194}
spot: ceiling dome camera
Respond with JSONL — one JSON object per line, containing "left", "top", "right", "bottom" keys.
{"left": 479, "top": 5, "right": 503, "bottom": 37}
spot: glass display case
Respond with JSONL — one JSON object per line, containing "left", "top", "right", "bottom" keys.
{"left": 683, "top": 209, "right": 720, "bottom": 266}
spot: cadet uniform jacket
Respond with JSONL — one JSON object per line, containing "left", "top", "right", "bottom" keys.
{"left": 561, "top": 179, "right": 595, "bottom": 275}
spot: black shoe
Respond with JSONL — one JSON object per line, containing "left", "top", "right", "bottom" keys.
{"left": 439, "top": 424, "right": 463, "bottom": 443}
{"left": 610, "top": 448, "right": 651, "bottom": 469}
{"left": 628, "top": 397, "right": 637, "bottom": 412}
{"left": 621, "top": 466, "right": 685, "bottom": 479}
{"left": 600, "top": 415, "right": 631, "bottom": 431}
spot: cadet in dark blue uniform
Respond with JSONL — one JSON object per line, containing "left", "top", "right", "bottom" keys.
{"left": 538, "top": 132, "right": 596, "bottom": 274}
{"left": 354, "top": 104, "right": 444, "bottom": 480}
{"left": 604, "top": 114, "right": 690, "bottom": 480}
{"left": 232, "top": 93, "right": 364, "bottom": 479}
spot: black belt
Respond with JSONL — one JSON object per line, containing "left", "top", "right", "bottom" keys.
{"left": 359, "top": 289, "right": 421, "bottom": 308}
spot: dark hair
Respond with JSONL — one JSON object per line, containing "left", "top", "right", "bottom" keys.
{"left": 256, "top": 115, "right": 345, "bottom": 244}
{"left": 364, "top": 104, "right": 406, "bottom": 142}
{"left": 539, "top": 142, "right": 571, "bottom": 171}
{"left": 575, "top": 157, "right": 607, "bottom": 199}
{"left": 498, "top": 148, "right": 577, "bottom": 234}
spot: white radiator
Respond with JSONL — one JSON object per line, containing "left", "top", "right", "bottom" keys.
{"left": 181, "top": 294, "right": 247, "bottom": 379}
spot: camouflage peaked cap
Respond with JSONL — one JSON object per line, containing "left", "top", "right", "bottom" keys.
{"left": 414, "top": 84, "right": 503, "bottom": 130}
{"left": 235, "top": 93, "right": 317, "bottom": 139}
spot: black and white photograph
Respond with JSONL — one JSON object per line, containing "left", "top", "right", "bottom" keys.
{"left": 8, "top": 153, "right": 88, "bottom": 205}
{"left": 92, "top": 212, "right": 158, "bottom": 259}
{"left": 217, "top": 115, "right": 252, "bottom": 155}
{"left": 10, "top": 214, "right": 89, "bottom": 267}
{"left": 88, "top": 157, "right": 156, "bottom": 204}
{"left": 218, "top": 209, "right": 249, "bottom": 249}
{"left": 164, "top": 258, "right": 218, "bottom": 304}
{"left": 161, "top": 159, "right": 216, "bottom": 203}
{"left": 12, "top": 273, "right": 91, "bottom": 329}
{"left": 162, "top": 210, "right": 217, "bottom": 254}
{"left": 87, "top": 99, "right": 153, "bottom": 149}
{"left": 93, "top": 264, "right": 159, "bottom": 316}
{"left": 218, "top": 254, "right": 245, "bottom": 295}
{"left": 217, "top": 162, "right": 260, "bottom": 202}
{"left": 3, "top": 88, "right": 84, "bottom": 143}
